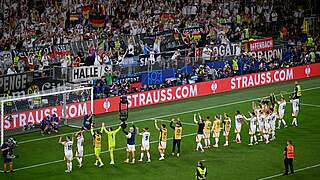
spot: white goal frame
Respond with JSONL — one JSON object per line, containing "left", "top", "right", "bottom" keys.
{"left": 0, "top": 86, "right": 94, "bottom": 145}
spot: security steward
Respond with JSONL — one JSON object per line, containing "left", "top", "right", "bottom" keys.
{"left": 283, "top": 140, "right": 295, "bottom": 175}
{"left": 195, "top": 161, "right": 207, "bottom": 180}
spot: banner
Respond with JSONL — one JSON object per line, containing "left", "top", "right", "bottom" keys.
{"left": 0, "top": 51, "right": 12, "bottom": 62}
{"left": 5, "top": 63, "right": 320, "bottom": 130}
{"left": 0, "top": 73, "right": 29, "bottom": 94}
{"left": 211, "top": 43, "right": 242, "bottom": 57}
{"left": 26, "top": 79, "right": 64, "bottom": 94}
{"left": 70, "top": 65, "right": 111, "bottom": 82}
{"left": 248, "top": 48, "right": 283, "bottom": 60}
{"left": 249, "top": 37, "right": 274, "bottom": 52}
{"left": 11, "top": 39, "right": 99, "bottom": 60}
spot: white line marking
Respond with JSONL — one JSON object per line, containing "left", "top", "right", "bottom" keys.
{"left": 13, "top": 132, "right": 197, "bottom": 171}
{"left": 300, "top": 103, "right": 320, "bottom": 108}
{"left": 19, "top": 118, "right": 152, "bottom": 144}
{"left": 154, "top": 118, "right": 198, "bottom": 127}
{"left": 257, "top": 163, "right": 320, "bottom": 180}
{"left": 18, "top": 86, "right": 320, "bottom": 144}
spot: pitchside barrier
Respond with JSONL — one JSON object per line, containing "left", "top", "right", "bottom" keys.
{"left": 2, "top": 63, "right": 320, "bottom": 132}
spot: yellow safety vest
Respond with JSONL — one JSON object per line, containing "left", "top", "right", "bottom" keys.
{"left": 232, "top": 59, "right": 238, "bottom": 71}
{"left": 197, "top": 167, "right": 207, "bottom": 180}
{"left": 310, "top": 52, "right": 316, "bottom": 63}
{"left": 33, "top": 97, "right": 42, "bottom": 105}
{"left": 236, "top": 15, "right": 241, "bottom": 24}
{"left": 14, "top": 56, "right": 19, "bottom": 65}
{"left": 296, "top": 85, "right": 302, "bottom": 97}
{"left": 307, "top": 37, "right": 314, "bottom": 46}
{"left": 115, "top": 41, "right": 121, "bottom": 50}
{"left": 38, "top": 49, "right": 42, "bottom": 60}
{"left": 6, "top": 94, "right": 13, "bottom": 106}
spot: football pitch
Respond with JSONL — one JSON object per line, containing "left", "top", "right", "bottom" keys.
{"left": 2, "top": 77, "right": 320, "bottom": 180}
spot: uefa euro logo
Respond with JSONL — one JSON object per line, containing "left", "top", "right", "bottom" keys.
{"left": 211, "top": 82, "right": 218, "bottom": 93}
{"left": 103, "top": 99, "right": 111, "bottom": 112}
{"left": 305, "top": 66, "right": 311, "bottom": 77}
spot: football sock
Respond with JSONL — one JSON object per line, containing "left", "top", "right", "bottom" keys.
{"left": 99, "top": 159, "right": 103, "bottom": 165}
{"left": 69, "top": 162, "right": 72, "bottom": 171}
{"left": 110, "top": 151, "right": 114, "bottom": 163}
{"left": 282, "top": 119, "right": 287, "bottom": 126}
{"left": 204, "top": 139, "right": 208, "bottom": 147}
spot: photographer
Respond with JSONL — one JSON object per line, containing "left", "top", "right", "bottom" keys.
{"left": 1, "top": 138, "right": 16, "bottom": 173}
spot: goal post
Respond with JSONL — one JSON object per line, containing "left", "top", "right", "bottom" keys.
{"left": 0, "top": 86, "right": 94, "bottom": 145}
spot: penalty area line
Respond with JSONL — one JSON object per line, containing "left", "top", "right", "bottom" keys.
{"left": 257, "top": 163, "right": 320, "bottom": 180}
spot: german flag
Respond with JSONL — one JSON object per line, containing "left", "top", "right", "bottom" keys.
{"left": 191, "top": 32, "right": 201, "bottom": 40}
{"left": 82, "top": 5, "right": 91, "bottom": 19}
{"left": 89, "top": 15, "right": 106, "bottom": 28}
{"left": 69, "top": 13, "right": 80, "bottom": 21}
{"left": 160, "top": 13, "right": 175, "bottom": 22}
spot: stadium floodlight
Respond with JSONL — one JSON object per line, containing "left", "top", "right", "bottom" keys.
{"left": 0, "top": 86, "right": 94, "bottom": 145}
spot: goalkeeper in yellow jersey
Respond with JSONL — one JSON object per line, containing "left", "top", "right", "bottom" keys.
{"left": 101, "top": 123, "right": 121, "bottom": 165}
{"left": 90, "top": 124, "right": 104, "bottom": 167}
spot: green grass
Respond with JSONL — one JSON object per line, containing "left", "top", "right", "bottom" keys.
{"left": 2, "top": 77, "right": 320, "bottom": 180}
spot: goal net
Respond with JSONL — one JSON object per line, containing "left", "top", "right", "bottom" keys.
{"left": 0, "top": 86, "right": 94, "bottom": 145}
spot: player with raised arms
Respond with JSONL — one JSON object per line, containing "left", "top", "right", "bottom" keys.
{"left": 203, "top": 116, "right": 212, "bottom": 148}
{"left": 170, "top": 118, "right": 182, "bottom": 157}
{"left": 263, "top": 111, "right": 270, "bottom": 144}
{"left": 243, "top": 112, "right": 258, "bottom": 146}
{"left": 91, "top": 124, "right": 104, "bottom": 167}
{"left": 277, "top": 95, "right": 287, "bottom": 129}
{"left": 155, "top": 120, "right": 168, "bottom": 160}
{"left": 59, "top": 135, "right": 74, "bottom": 173}
{"left": 194, "top": 113, "right": 205, "bottom": 152}
{"left": 75, "top": 131, "right": 84, "bottom": 167}
{"left": 269, "top": 108, "right": 277, "bottom": 141}
{"left": 234, "top": 110, "right": 245, "bottom": 144}
{"left": 101, "top": 123, "right": 121, "bottom": 165}
{"left": 138, "top": 127, "right": 151, "bottom": 162}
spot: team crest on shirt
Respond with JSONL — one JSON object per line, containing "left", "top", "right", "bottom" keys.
{"left": 211, "top": 81, "right": 218, "bottom": 93}
{"left": 305, "top": 65, "right": 311, "bottom": 77}
{"left": 103, "top": 99, "right": 111, "bottom": 112}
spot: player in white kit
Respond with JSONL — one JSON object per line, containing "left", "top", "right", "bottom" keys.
{"left": 234, "top": 111, "right": 245, "bottom": 144}
{"left": 277, "top": 96, "right": 287, "bottom": 129}
{"left": 75, "top": 131, "right": 84, "bottom": 167}
{"left": 243, "top": 112, "right": 258, "bottom": 146}
{"left": 138, "top": 127, "right": 151, "bottom": 163}
{"left": 263, "top": 112, "right": 270, "bottom": 144}
{"left": 256, "top": 108, "right": 265, "bottom": 142}
{"left": 59, "top": 136, "right": 74, "bottom": 173}
{"left": 269, "top": 108, "right": 277, "bottom": 141}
